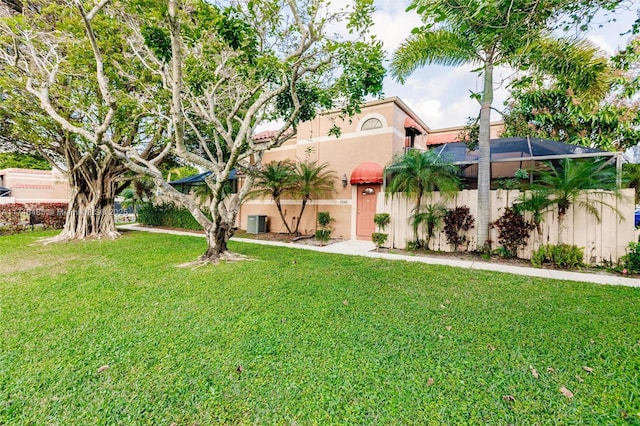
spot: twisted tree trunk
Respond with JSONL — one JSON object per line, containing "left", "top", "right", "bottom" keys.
{"left": 201, "top": 214, "right": 236, "bottom": 260}
{"left": 45, "top": 156, "right": 125, "bottom": 242}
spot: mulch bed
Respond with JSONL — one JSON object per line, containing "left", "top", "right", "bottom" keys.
{"left": 233, "top": 230, "right": 344, "bottom": 247}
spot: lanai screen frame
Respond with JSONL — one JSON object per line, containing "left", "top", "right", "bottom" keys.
{"left": 430, "top": 136, "right": 622, "bottom": 187}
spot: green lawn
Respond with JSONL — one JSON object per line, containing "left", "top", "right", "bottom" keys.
{"left": 1, "top": 230, "right": 639, "bottom": 424}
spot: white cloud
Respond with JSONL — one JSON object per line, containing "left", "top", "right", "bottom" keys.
{"left": 587, "top": 34, "right": 618, "bottom": 55}
{"left": 371, "top": 3, "right": 422, "bottom": 56}
{"left": 372, "top": 0, "right": 638, "bottom": 130}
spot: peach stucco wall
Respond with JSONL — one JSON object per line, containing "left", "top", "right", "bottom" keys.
{"left": 0, "top": 168, "right": 69, "bottom": 204}
{"left": 239, "top": 98, "right": 426, "bottom": 239}
{"left": 427, "top": 121, "right": 504, "bottom": 145}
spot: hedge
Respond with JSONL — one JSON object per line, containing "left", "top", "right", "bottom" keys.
{"left": 137, "top": 203, "right": 204, "bottom": 230}
{"left": 0, "top": 203, "right": 67, "bottom": 235}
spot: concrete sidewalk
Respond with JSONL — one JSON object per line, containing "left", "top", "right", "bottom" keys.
{"left": 118, "top": 224, "right": 640, "bottom": 288}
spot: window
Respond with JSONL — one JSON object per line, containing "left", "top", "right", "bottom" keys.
{"left": 405, "top": 132, "right": 416, "bottom": 149}
{"left": 362, "top": 187, "right": 375, "bottom": 195}
{"left": 361, "top": 118, "right": 382, "bottom": 131}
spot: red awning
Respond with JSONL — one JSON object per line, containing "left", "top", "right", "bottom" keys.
{"left": 350, "top": 162, "right": 383, "bottom": 185}
{"left": 404, "top": 117, "right": 424, "bottom": 134}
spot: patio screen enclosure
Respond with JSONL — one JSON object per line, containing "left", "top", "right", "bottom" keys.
{"left": 430, "top": 137, "right": 621, "bottom": 188}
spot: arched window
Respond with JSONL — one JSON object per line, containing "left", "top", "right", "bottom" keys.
{"left": 361, "top": 187, "right": 375, "bottom": 195}
{"left": 361, "top": 117, "right": 383, "bottom": 131}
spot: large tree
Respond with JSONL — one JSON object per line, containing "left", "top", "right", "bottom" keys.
{"left": 91, "top": 0, "right": 384, "bottom": 263}
{"left": 0, "top": 0, "right": 167, "bottom": 241}
{"left": 390, "top": 0, "right": 616, "bottom": 250}
{"left": 502, "top": 36, "right": 640, "bottom": 151}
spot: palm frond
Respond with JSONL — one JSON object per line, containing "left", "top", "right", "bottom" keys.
{"left": 291, "top": 161, "right": 337, "bottom": 201}
{"left": 391, "top": 29, "right": 478, "bottom": 83}
{"left": 522, "top": 36, "right": 610, "bottom": 102}
{"left": 385, "top": 149, "right": 461, "bottom": 206}
{"left": 248, "top": 160, "right": 296, "bottom": 201}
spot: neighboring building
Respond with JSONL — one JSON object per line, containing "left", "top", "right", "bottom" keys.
{"left": 239, "top": 97, "right": 503, "bottom": 240}
{"left": 427, "top": 123, "right": 502, "bottom": 146}
{"left": 0, "top": 168, "right": 69, "bottom": 204}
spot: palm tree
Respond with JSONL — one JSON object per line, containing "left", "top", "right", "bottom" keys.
{"left": 291, "top": 161, "right": 337, "bottom": 235}
{"left": 390, "top": 0, "right": 609, "bottom": 250}
{"left": 411, "top": 203, "right": 448, "bottom": 250}
{"left": 250, "top": 160, "right": 297, "bottom": 234}
{"left": 513, "top": 190, "right": 549, "bottom": 234}
{"left": 517, "top": 158, "right": 623, "bottom": 242}
{"left": 385, "top": 149, "right": 460, "bottom": 246}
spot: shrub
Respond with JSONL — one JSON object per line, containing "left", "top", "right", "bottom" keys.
{"left": 373, "top": 213, "right": 390, "bottom": 250}
{"left": 406, "top": 240, "right": 420, "bottom": 251}
{"left": 0, "top": 203, "right": 67, "bottom": 235}
{"left": 444, "top": 206, "right": 474, "bottom": 251}
{"left": 317, "top": 211, "right": 333, "bottom": 228}
{"left": 315, "top": 211, "right": 334, "bottom": 246}
{"left": 137, "top": 202, "right": 204, "bottom": 230}
{"left": 371, "top": 232, "right": 388, "bottom": 249}
{"left": 26, "top": 203, "right": 67, "bottom": 229}
{"left": 491, "top": 208, "right": 534, "bottom": 258}
{"left": 373, "top": 213, "right": 390, "bottom": 230}
{"left": 0, "top": 203, "right": 25, "bottom": 235}
{"left": 531, "top": 244, "right": 584, "bottom": 269}
{"left": 412, "top": 204, "right": 447, "bottom": 250}
{"left": 620, "top": 242, "right": 640, "bottom": 274}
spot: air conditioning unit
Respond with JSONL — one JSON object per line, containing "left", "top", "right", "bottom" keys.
{"left": 247, "top": 215, "right": 268, "bottom": 233}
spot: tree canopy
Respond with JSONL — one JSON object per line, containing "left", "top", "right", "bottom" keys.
{"left": 0, "top": 152, "right": 49, "bottom": 170}
{"left": 502, "top": 36, "right": 640, "bottom": 151}
{"left": 5, "top": 0, "right": 385, "bottom": 262}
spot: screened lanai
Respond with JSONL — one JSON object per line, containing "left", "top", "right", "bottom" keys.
{"left": 169, "top": 169, "right": 239, "bottom": 193}
{"left": 431, "top": 137, "right": 621, "bottom": 188}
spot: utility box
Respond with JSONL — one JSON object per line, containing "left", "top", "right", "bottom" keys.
{"left": 247, "top": 215, "right": 268, "bottom": 234}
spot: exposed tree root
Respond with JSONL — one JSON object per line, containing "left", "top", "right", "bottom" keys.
{"left": 177, "top": 251, "right": 253, "bottom": 268}
{"left": 40, "top": 229, "right": 121, "bottom": 245}
{"left": 292, "top": 234, "right": 314, "bottom": 242}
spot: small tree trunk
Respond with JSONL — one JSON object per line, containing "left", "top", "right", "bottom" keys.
{"left": 194, "top": 193, "right": 247, "bottom": 264}
{"left": 557, "top": 212, "right": 566, "bottom": 244}
{"left": 275, "top": 198, "right": 293, "bottom": 234}
{"left": 202, "top": 219, "right": 230, "bottom": 259}
{"left": 293, "top": 199, "right": 309, "bottom": 235}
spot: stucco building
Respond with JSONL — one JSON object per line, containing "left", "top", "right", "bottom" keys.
{"left": 0, "top": 168, "right": 69, "bottom": 204}
{"left": 239, "top": 97, "right": 503, "bottom": 239}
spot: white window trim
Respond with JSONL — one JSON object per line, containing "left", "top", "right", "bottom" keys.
{"left": 358, "top": 113, "right": 387, "bottom": 132}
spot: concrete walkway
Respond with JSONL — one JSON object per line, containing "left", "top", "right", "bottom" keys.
{"left": 118, "top": 224, "right": 640, "bottom": 288}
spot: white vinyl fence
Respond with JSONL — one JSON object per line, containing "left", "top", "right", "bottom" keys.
{"left": 378, "top": 188, "right": 636, "bottom": 265}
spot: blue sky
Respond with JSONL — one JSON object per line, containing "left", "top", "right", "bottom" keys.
{"left": 372, "top": 0, "right": 640, "bottom": 129}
